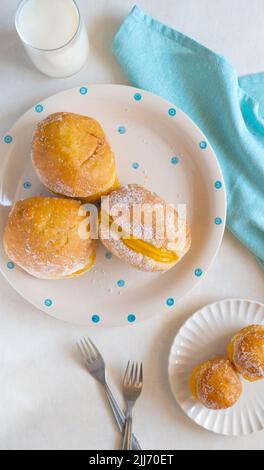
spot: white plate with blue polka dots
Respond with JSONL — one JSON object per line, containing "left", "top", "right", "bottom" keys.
{"left": 169, "top": 299, "right": 264, "bottom": 436}
{"left": 0, "top": 84, "right": 226, "bottom": 327}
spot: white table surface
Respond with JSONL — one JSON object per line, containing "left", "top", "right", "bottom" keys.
{"left": 0, "top": 0, "right": 264, "bottom": 451}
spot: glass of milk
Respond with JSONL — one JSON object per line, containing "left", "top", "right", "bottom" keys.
{"left": 15, "top": 0, "right": 89, "bottom": 78}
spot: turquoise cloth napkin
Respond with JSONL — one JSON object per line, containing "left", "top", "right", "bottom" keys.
{"left": 112, "top": 5, "right": 264, "bottom": 270}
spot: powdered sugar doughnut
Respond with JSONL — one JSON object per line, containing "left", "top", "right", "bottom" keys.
{"left": 32, "top": 113, "right": 119, "bottom": 202}
{"left": 100, "top": 184, "right": 191, "bottom": 272}
{"left": 3, "top": 197, "right": 96, "bottom": 279}
{"left": 228, "top": 325, "right": 264, "bottom": 382}
{"left": 190, "top": 357, "right": 242, "bottom": 410}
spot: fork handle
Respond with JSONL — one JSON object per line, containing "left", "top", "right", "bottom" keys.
{"left": 105, "top": 384, "right": 141, "bottom": 451}
{"left": 122, "top": 416, "right": 132, "bottom": 450}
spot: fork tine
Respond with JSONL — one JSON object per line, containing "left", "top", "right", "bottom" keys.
{"left": 76, "top": 341, "right": 86, "bottom": 360}
{"left": 83, "top": 337, "right": 97, "bottom": 361}
{"left": 139, "top": 362, "right": 143, "bottom": 386}
{"left": 133, "top": 362, "right": 138, "bottom": 384}
{"left": 80, "top": 338, "right": 93, "bottom": 362}
{"left": 130, "top": 362, "right": 135, "bottom": 385}
{"left": 85, "top": 337, "right": 101, "bottom": 359}
{"left": 123, "top": 360, "right": 131, "bottom": 386}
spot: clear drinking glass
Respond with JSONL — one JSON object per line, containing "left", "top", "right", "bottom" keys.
{"left": 15, "top": 0, "right": 89, "bottom": 78}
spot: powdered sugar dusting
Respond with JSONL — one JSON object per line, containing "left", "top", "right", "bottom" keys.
{"left": 232, "top": 325, "right": 264, "bottom": 379}
{"left": 100, "top": 184, "right": 191, "bottom": 272}
{"left": 196, "top": 358, "right": 242, "bottom": 410}
{"left": 31, "top": 112, "right": 118, "bottom": 199}
{"left": 4, "top": 197, "right": 95, "bottom": 279}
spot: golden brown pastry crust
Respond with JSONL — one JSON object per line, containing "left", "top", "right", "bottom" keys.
{"left": 100, "top": 184, "right": 191, "bottom": 272}
{"left": 32, "top": 112, "right": 119, "bottom": 201}
{"left": 190, "top": 357, "right": 242, "bottom": 410}
{"left": 3, "top": 197, "right": 96, "bottom": 279}
{"left": 228, "top": 325, "right": 264, "bottom": 381}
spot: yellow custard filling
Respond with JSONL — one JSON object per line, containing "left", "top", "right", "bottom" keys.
{"left": 102, "top": 213, "right": 178, "bottom": 264}
{"left": 227, "top": 342, "right": 234, "bottom": 364}
{"left": 189, "top": 366, "right": 201, "bottom": 401}
{"left": 66, "top": 252, "right": 96, "bottom": 278}
{"left": 122, "top": 237, "right": 178, "bottom": 264}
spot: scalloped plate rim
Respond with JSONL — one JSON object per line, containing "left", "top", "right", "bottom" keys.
{"left": 168, "top": 298, "right": 264, "bottom": 436}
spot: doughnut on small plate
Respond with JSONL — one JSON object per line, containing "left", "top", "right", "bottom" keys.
{"left": 0, "top": 85, "right": 226, "bottom": 327}
{"left": 168, "top": 299, "right": 264, "bottom": 436}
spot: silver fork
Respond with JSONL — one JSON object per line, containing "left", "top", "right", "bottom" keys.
{"left": 122, "top": 361, "right": 143, "bottom": 451}
{"left": 77, "top": 337, "right": 141, "bottom": 450}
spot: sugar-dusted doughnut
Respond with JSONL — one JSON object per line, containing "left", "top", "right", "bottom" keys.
{"left": 3, "top": 197, "right": 96, "bottom": 279}
{"left": 228, "top": 325, "right": 264, "bottom": 381}
{"left": 32, "top": 112, "right": 119, "bottom": 201}
{"left": 100, "top": 184, "right": 191, "bottom": 272}
{"left": 190, "top": 357, "right": 242, "bottom": 410}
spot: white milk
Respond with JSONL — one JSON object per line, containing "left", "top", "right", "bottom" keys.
{"left": 16, "top": 0, "right": 89, "bottom": 78}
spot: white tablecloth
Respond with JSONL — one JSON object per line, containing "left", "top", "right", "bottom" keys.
{"left": 0, "top": 0, "right": 264, "bottom": 450}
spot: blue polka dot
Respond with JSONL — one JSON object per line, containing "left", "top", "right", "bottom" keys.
{"left": 7, "top": 261, "right": 15, "bottom": 270}
{"left": 167, "top": 298, "right": 175, "bottom": 307}
{"left": 80, "top": 87, "right": 88, "bottom": 95}
{"left": 105, "top": 251, "right": 113, "bottom": 260}
{"left": 215, "top": 180, "right": 222, "bottom": 189}
{"left": 168, "top": 108, "right": 176, "bottom": 117}
{"left": 118, "top": 126, "right": 126, "bottom": 135}
{"left": 23, "top": 181, "right": 32, "bottom": 190}
{"left": 35, "top": 104, "right": 44, "bottom": 113}
{"left": 171, "top": 156, "right": 179, "bottom": 165}
{"left": 199, "top": 141, "right": 207, "bottom": 150}
{"left": 117, "top": 279, "right": 125, "bottom": 288}
{"left": 92, "top": 314, "right": 100, "bottom": 323}
{"left": 44, "top": 299, "right": 53, "bottom": 307}
{"left": 195, "top": 268, "right": 203, "bottom": 277}
{"left": 128, "top": 314, "right": 136, "bottom": 323}
{"left": 4, "top": 135, "right": 13, "bottom": 144}
{"left": 134, "top": 93, "right": 142, "bottom": 101}
{"left": 215, "top": 217, "right": 222, "bottom": 225}
{"left": 132, "top": 162, "right": 140, "bottom": 169}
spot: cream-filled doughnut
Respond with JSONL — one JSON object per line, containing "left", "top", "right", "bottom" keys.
{"left": 100, "top": 184, "right": 191, "bottom": 272}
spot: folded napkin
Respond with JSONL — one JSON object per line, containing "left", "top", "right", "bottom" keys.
{"left": 112, "top": 5, "right": 264, "bottom": 270}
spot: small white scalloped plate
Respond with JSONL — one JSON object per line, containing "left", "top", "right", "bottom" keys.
{"left": 169, "top": 299, "right": 264, "bottom": 436}
{"left": 0, "top": 85, "right": 226, "bottom": 327}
